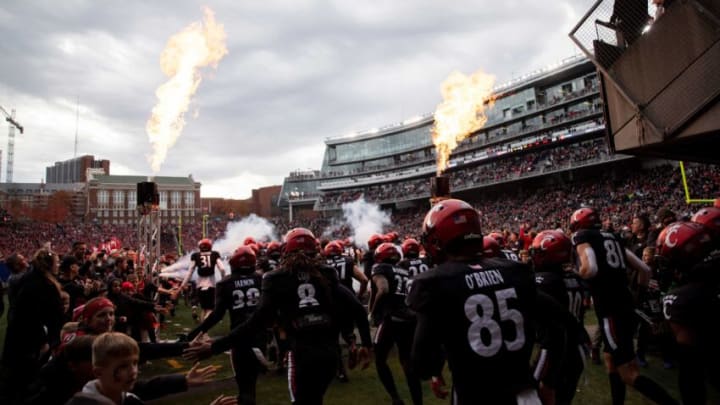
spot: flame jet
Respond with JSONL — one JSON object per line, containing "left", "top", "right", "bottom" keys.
{"left": 432, "top": 69, "right": 495, "bottom": 175}
{"left": 146, "top": 7, "right": 228, "bottom": 173}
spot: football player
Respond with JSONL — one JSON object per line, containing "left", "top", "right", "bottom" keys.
{"left": 324, "top": 240, "right": 368, "bottom": 297}
{"left": 186, "top": 246, "right": 263, "bottom": 405}
{"left": 407, "top": 199, "right": 571, "bottom": 404}
{"left": 658, "top": 216, "right": 720, "bottom": 404}
{"left": 183, "top": 228, "right": 373, "bottom": 405}
{"left": 484, "top": 236, "right": 520, "bottom": 262}
{"left": 570, "top": 207, "right": 678, "bottom": 405}
{"left": 176, "top": 239, "right": 226, "bottom": 321}
{"left": 324, "top": 240, "right": 368, "bottom": 382}
{"left": 531, "top": 230, "right": 590, "bottom": 405}
{"left": 257, "top": 241, "right": 281, "bottom": 275}
{"left": 398, "top": 238, "right": 431, "bottom": 277}
{"left": 370, "top": 242, "right": 422, "bottom": 405}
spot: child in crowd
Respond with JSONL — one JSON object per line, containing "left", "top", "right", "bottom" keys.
{"left": 66, "top": 332, "right": 143, "bottom": 405}
{"left": 65, "top": 332, "right": 236, "bottom": 405}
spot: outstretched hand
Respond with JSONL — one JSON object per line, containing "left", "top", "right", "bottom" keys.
{"left": 209, "top": 395, "right": 237, "bottom": 405}
{"left": 356, "top": 346, "right": 372, "bottom": 370}
{"left": 185, "top": 362, "right": 221, "bottom": 387}
{"left": 183, "top": 341, "right": 213, "bottom": 362}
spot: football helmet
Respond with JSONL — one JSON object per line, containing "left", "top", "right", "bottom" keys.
{"left": 283, "top": 228, "right": 318, "bottom": 255}
{"left": 569, "top": 207, "right": 601, "bottom": 232}
{"left": 401, "top": 238, "right": 421, "bottom": 258}
{"left": 247, "top": 243, "right": 260, "bottom": 255}
{"left": 367, "top": 234, "right": 385, "bottom": 252}
{"left": 715, "top": 198, "right": 720, "bottom": 208}
{"left": 385, "top": 231, "right": 399, "bottom": 243}
{"left": 421, "top": 199, "right": 482, "bottom": 259}
{"left": 374, "top": 242, "right": 401, "bottom": 264}
{"left": 323, "top": 241, "right": 344, "bottom": 257}
{"left": 483, "top": 236, "right": 501, "bottom": 258}
{"left": 530, "top": 230, "right": 572, "bottom": 268}
{"left": 487, "top": 232, "right": 506, "bottom": 248}
{"left": 243, "top": 237, "right": 257, "bottom": 246}
{"left": 229, "top": 246, "right": 257, "bottom": 271}
{"left": 198, "top": 238, "right": 212, "bottom": 252}
{"left": 266, "top": 241, "right": 282, "bottom": 259}
{"left": 656, "top": 221, "right": 715, "bottom": 268}
{"left": 691, "top": 207, "right": 720, "bottom": 237}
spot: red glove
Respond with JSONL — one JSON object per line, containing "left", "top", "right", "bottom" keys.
{"left": 431, "top": 376, "right": 449, "bottom": 399}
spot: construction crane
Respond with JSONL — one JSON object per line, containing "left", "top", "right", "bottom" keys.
{"left": 0, "top": 105, "right": 23, "bottom": 183}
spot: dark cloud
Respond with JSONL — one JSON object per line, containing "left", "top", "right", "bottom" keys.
{"left": 0, "top": 0, "right": 593, "bottom": 197}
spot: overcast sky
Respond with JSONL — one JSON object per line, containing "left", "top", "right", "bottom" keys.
{"left": 0, "top": 0, "right": 594, "bottom": 199}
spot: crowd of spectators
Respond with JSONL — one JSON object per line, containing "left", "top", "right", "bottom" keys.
{"left": 1, "top": 160, "right": 717, "bottom": 263}
{"left": 320, "top": 137, "right": 612, "bottom": 208}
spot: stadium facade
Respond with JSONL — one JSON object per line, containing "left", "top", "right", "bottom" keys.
{"left": 278, "top": 55, "right": 635, "bottom": 216}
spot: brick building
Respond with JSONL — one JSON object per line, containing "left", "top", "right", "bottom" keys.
{"left": 86, "top": 174, "right": 201, "bottom": 224}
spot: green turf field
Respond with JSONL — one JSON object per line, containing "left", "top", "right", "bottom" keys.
{"left": 1, "top": 294, "right": 716, "bottom": 404}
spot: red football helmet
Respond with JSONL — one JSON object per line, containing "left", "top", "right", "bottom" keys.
{"left": 487, "top": 232, "right": 506, "bottom": 248}
{"left": 266, "top": 241, "right": 282, "bottom": 258}
{"left": 198, "top": 238, "right": 212, "bottom": 252}
{"left": 385, "top": 231, "right": 399, "bottom": 243}
{"left": 283, "top": 228, "right": 318, "bottom": 255}
{"left": 715, "top": 198, "right": 720, "bottom": 208}
{"left": 656, "top": 221, "right": 715, "bottom": 268}
{"left": 421, "top": 199, "right": 482, "bottom": 260}
{"left": 229, "top": 246, "right": 257, "bottom": 271}
{"left": 323, "top": 241, "right": 344, "bottom": 257}
{"left": 691, "top": 207, "right": 720, "bottom": 237}
{"left": 401, "top": 238, "right": 421, "bottom": 258}
{"left": 368, "top": 234, "right": 385, "bottom": 252}
{"left": 530, "top": 230, "right": 572, "bottom": 268}
{"left": 247, "top": 243, "right": 260, "bottom": 255}
{"left": 569, "top": 207, "right": 601, "bottom": 232}
{"left": 243, "top": 237, "right": 257, "bottom": 246}
{"left": 483, "top": 236, "right": 501, "bottom": 258}
{"left": 374, "top": 243, "right": 401, "bottom": 264}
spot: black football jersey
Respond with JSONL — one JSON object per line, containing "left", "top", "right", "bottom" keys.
{"left": 535, "top": 270, "right": 588, "bottom": 322}
{"left": 216, "top": 273, "right": 262, "bottom": 328}
{"left": 407, "top": 257, "right": 538, "bottom": 403}
{"left": 398, "top": 257, "right": 431, "bottom": 278}
{"left": 362, "top": 251, "right": 374, "bottom": 279}
{"left": 211, "top": 263, "right": 374, "bottom": 354}
{"left": 187, "top": 271, "right": 263, "bottom": 343}
{"left": 664, "top": 280, "right": 720, "bottom": 327}
{"left": 571, "top": 229, "right": 634, "bottom": 317}
{"left": 501, "top": 249, "right": 520, "bottom": 262}
{"left": 372, "top": 263, "right": 414, "bottom": 321}
{"left": 326, "top": 256, "right": 355, "bottom": 290}
{"left": 260, "top": 265, "right": 341, "bottom": 345}
{"left": 192, "top": 250, "right": 221, "bottom": 278}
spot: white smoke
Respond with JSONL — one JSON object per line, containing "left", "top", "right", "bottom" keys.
{"left": 160, "top": 214, "right": 277, "bottom": 280}
{"left": 320, "top": 217, "right": 346, "bottom": 240}
{"left": 212, "top": 214, "right": 278, "bottom": 256}
{"left": 341, "top": 196, "right": 391, "bottom": 250}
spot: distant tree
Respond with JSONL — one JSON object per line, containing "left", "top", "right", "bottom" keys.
{"left": 45, "top": 191, "right": 73, "bottom": 222}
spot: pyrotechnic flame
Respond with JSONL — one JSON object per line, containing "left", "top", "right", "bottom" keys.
{"left": 432, "top": 69, "right": 495, "bottom": 175}
{"left": 146, "top": 7, "right": 228, "bottom": 173}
